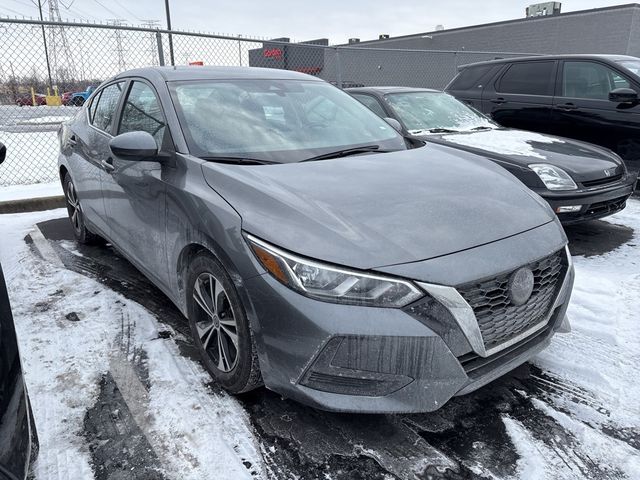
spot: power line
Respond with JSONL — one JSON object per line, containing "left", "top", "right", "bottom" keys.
{"left": 112, "top": 0, "right": 142, "bottom": 22}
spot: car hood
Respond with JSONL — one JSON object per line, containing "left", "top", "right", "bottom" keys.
{"left": 423, "top": 128, "right": 625, "bottom": 184}
{"left": 201, "top": 145, "right": 555, "bottom": 270}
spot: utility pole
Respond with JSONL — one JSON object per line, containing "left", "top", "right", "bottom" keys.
{"left": 141, "top": 20, "right": 160, "bottom": 65}
{"left": 108, "top": 19, "right": 127, "bottom": 71}
{"left": 164, "top": 0, "right": 175, "bottom": 66}
{"left": 34, "top": 0, "right": 53, "bottom": 88}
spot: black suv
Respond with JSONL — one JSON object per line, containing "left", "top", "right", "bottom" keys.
{"left": 445, "top": 55, "right": 640, "bottom": 177}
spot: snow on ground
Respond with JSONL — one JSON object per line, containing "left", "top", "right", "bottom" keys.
{"left": 534, "top": 199, "right": 640, "bottom": 430}
{"left": 0, "top": 181, "right": 62, "bottom": 202}
{"left": 0, "top": 131, "right": 59, "bottom": 185}
{"left": 0, "top": 210, "right": 263, "bottom": 480}
{"left": 444, "top": 129, "right": 563, "bottom": 160}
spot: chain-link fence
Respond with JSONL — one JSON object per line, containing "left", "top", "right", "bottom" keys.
{"left": 0, "top": 17, "right": 530, "bottom": 187}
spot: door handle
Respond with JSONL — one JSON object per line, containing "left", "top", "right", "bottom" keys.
{"left": 555, "top": 103, "right": 578, "bottom": 111}
{"left": 491, "top": 97, "right": 507, "bottom": 104}
{"left": 101, "top": 157, "right": 115, "bottom": 172}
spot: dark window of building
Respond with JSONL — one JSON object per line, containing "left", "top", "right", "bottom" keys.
{"left": 562, "top": 61, "right": 632, "bottom": 99}
{"left": 119, "top": 81, "right": 167, "bottom": 147}
{"left": 351, "top": 94, "right": 387, "bottom": 117}
{"left": 92, "top": 82, "right": 125, "bottom": 133}
{"left": 448, "top": 64, "right": 495, "bottom": 90}
{"left": 497, "top": 61, "right": 555, "bottom": 96}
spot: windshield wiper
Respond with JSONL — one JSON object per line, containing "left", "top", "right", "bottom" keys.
{"left": 199, "top": 156, "right": 278, "bottom": 165}
{"left": 301, "top": 145, "right": 387, "bottom": 162}
{"left": 470, "top": 126, "right": 494, "bottom": 131}
{"left": 427, "top": 128, "right": 460, "bottom": 134}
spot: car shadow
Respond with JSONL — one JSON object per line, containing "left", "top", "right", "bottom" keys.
{"left": 564, "top": 218, "right": 634, "bottom": 257}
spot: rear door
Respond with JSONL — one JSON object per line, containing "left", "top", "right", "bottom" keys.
{"left": 551, "top": 60, "right": 640, "bottom": 166}
{"left": 445, "top": 63, "right": 503, "bottom": 110}
{"left": 101, "top": 79, "right": 172, "bottom": 288}
{"left": 67, "top": 81, "right": 125, "bottom": 235}
{"left": 482, "top": 60, "right": 557, "bottom": 133}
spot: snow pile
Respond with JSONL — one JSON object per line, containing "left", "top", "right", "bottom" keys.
{"left": 18, "top": 116, "right": 74, "bottom": 125}
{"left": 444, "top": 129, "right": 563, "bottom": 159}
{"left": 0, "top": 131, "right": 60, "bottom": 185}
{"left": 0, "top": 182, "right": 63, "bottom": 202}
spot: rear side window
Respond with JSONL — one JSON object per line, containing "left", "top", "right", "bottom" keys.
{"left": 350, "top": 93, "right": 387, "bottom": 118}
{"left": 448, "top": 64, "right": 495, "bottom": 90}
{"left": 92, "top": 82, "right": 125, "bottom": 133}
{"left": 497, "top": 61, "right": 555, "bottom": 96}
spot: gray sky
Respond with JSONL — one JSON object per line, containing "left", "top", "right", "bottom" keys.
{"left": 0, "top": 0, "right": 632, "bottom": 43}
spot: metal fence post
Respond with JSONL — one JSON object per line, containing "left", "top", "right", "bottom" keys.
{"left": 156, "top": 30, "right": 165, "bottom": 66}
{"left": 335, "top": 47, "right": 343, "bottom": 89}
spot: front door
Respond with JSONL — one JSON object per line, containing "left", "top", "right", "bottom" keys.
{"left": 551, "top": 60, "right": 640, "bottom": 171}
{"left": 101, "top": 80, "right": 172, "bottom": 288}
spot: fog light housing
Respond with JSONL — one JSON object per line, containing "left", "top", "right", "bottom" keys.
{"left": 555, "top": 205, "right": 582, "bottom": 213}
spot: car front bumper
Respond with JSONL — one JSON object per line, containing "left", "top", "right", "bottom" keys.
{"left": 538, "top": 172, "right": 638, "bottom": 225}
{"left": 242, "top": 225, "right": 573, "bottom": 414}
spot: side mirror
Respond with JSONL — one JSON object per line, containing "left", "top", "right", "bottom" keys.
{"left": 609, "top": 88, "right": 638, "bottom": 103}
{"left": 383, "top": 117, "right": 403, "bottom": 133}
{"left": 109, "top": 131, "right": 158, "bottom": 161}
{"left": 0, "top": 142, "right": 5, "bottom": 165}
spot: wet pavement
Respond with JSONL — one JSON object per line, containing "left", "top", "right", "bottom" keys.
{"left": 27, "top": 216, "right": 639, "bottom": 480}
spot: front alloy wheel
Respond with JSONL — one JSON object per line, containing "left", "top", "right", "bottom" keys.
{"left": 186, "top": 253, "right": 262, "bottom": 393}
{"left": 193, "top": 272, "right": 239, "bottom": 372}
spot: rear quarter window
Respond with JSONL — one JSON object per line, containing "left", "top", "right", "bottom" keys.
{"left": 448, "top": 64, "right": 496, "bottom": 90}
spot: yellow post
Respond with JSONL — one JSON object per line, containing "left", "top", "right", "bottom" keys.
{"left": 31, "top": 87, "right": 36, "bottom": 106}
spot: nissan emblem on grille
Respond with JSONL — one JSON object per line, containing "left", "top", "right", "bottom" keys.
{"left": 508, "top": 267, "right": 535, "bottom": 306}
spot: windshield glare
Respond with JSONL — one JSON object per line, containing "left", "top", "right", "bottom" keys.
{"left": 617, "top": 60, "right": 640, "bottom": 76}
{"left": 385, "top": 92, "right": 494, "bottom": 134}
{"left": 169, "top": 79, "right": 404, "bottom": 162}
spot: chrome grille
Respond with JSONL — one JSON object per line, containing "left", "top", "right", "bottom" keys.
{"left": 458, "top": 251, "right": 565, "bottom": 350}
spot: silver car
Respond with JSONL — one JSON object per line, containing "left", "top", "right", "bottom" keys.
{"left": 58, "top": 66, "right": 574, "bottom": 413}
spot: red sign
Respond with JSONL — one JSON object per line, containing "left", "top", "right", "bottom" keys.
{"left": 263, "top": 48, "right": 283, "bottom": 59}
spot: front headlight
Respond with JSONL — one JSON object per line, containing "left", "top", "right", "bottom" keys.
{"left": 529, "top": 164, "right": 577, "bottom": 191}
{"left": 246, "top": 234, "right": 424, "bottom": 308}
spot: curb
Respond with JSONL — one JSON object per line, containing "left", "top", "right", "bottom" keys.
{"left": 0, "top": 195, "right": 65, "bottom": 214}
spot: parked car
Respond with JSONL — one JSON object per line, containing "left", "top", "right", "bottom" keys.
{"left": 69, "top": 86, "right": 96, "bottom": 106}
{"left": 61, "top": 92, "right": 74, "bottom": 105}
{"left": 58, "top": 67, "right": 574, "bottom": 413}
{"left": 0, "top": 144, "right": 39, "bottom": 480}
{"left": 15, "top": 94, "right": 46, "bottom": 107}
{"left": 445, "top": 54, "right": 640, "bottom": 178}
{"left": 348, "top": 86, "right": 637, "bottom": 224}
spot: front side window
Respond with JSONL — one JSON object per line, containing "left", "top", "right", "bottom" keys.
{"left": 562, "top": 61, "right": 632, "bottom": 99}
{"left": 92, "top": 82, "right": 124, "bottom": 133}
{"left": 119, "top": 81, "right": 167, "bottom": 147}
{"left": 351, "top": 94, "right": 387, "bottom": 118}
{"left": 385, "top": 92, "right": 493, "bottom": 134}
{"left": 169, "top": 79, "right": 404, "bottom": 163}
{"left": 497, "top": 61, "right": 555, "bottom": 96}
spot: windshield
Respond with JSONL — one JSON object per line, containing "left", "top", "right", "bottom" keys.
{"left": 385, "top": 91, "right": 494, "bottom": 134}
{"left": 169, "top": 79, "right": 405, "bottom": 162}
{"left": 617, "top": 59, "right": 640, "bottom": 76}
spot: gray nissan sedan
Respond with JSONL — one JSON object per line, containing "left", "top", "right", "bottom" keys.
{"left": 58, "top": 67, "right": 574, "bottom": 413}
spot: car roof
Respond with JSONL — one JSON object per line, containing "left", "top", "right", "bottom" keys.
{"left": 460, "top": 54, "right": 639, "bottom": 69}
{"left": 346, "top": 86, "right": 441, "bottom": 94}
{"left": 114, "top": 66, "right": 323, "bottom": 82}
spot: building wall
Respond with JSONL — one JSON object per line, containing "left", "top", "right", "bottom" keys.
{"left": 348, "top": 4, "right": 640, "bottom": 57}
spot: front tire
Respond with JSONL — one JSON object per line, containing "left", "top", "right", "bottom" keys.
{"left": 186, "top": 253, "right": 262, "bottom": 394}
{"left": 63, "top": 173, "right": 100, "bottom": 244}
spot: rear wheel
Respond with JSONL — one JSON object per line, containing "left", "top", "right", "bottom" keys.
{"left": 186, "top": 253, "right": 262, "bottom": 393}
{"left": 63, "top": 173, "right": 100, "bottom": 244}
